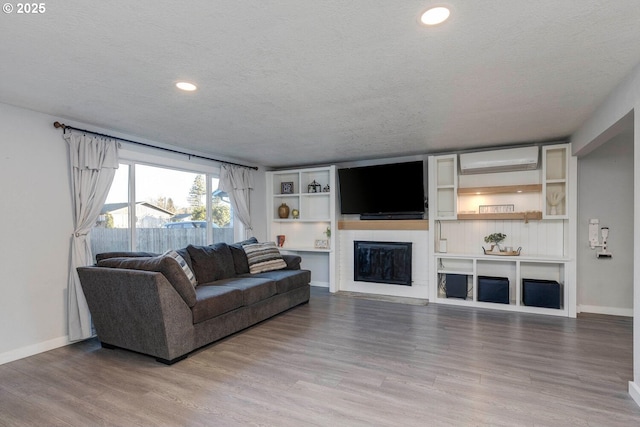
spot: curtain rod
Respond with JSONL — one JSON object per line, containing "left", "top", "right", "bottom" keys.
{"left": 53, "top": 121, "right": 258, "bottom": 170}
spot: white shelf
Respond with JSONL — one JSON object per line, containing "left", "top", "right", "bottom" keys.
{"left": 437, "top": 269, "right": 473, "bottom": 275}
{"left": 436, "top": 252, "right": 570, "bottom": 262}
{"left": 273, "top": 218, "right": 331, "bottom": 222}
{"left": 301, "top": 192, "right": 331, "bottom": 197}
{"left": 280, "top": 247, "right": 332, "bottom": 253}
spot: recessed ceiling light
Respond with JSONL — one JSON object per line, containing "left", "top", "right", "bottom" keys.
{"left": 176, "top": 82, "right": 197, "bottom": 91}
{"left": 420, "top": 6, "right": 450, "bottom": 26}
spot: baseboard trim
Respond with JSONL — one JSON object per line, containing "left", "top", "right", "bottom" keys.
{"left": 0, "top": 336, "right": 69, "bottom": 366}
{"left": 629, "top": 381, "right": 640, "bottom": 407}
{"left": 578, "top": 305, "right": 633, "bottom": 317}
{"left": 310, "top": 281, "right": 329, "bottom": 288}
{"left": 335, "top": 291, "right": 428, "bottom": 306}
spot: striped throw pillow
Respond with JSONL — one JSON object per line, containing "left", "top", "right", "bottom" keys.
{"left": 243, "top": 242, "right": 287, "bottom": 274}
{"left": 163, "top": 249, "right": 197, "bottom": 287}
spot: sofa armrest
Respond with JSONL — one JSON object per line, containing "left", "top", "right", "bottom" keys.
{"left": 282, "top": 254, "right": 302, "bottom": 270}
{"left": 77, "top": 266, "right": 195, "bottom": 361}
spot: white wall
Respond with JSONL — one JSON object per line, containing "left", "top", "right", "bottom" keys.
{"left": 0, "top": 103, "right": 73, "bottom": 363}
{"left": 577, "top": 132, "right": 634, "bottom": 316}
{"left": 570, "top": 59, "right": 640, "bottom": 406}
{"left": 439, "top": 220, "right": 566, "bottom": 257}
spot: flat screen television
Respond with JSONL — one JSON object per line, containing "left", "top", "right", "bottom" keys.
{"left": 338, "top": 161, "right": 425, "bottom": 219}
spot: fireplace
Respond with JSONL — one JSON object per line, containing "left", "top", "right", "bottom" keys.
{"left": 354, "top": 241, "right": 412, "bottom": 286}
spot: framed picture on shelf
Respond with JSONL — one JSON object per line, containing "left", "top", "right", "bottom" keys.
{"left": 479, "top": 204, "right": 515, "bottom": 214}
{"left": 314, "top": 239, "right": 329, "bottom": 249}
{"left": 280, "top": 182, "right": 294, "bottom": 194}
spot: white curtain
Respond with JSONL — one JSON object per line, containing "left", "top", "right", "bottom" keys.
{"left": 65, "top": 131, "right": 119, "bottom": 341}
{"left": 219, "top": 165, "right": 254, "bottom": 238}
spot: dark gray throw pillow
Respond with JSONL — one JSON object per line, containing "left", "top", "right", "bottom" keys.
{"left": 186, "top": 243, "right": 236, "bottom": 284}
{"left": 229, "top": 237, "right": 258, "bottom": 274}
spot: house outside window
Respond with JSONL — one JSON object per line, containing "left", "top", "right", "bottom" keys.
{"left": 91, "top": 155, "right": 237, "bottom": 257}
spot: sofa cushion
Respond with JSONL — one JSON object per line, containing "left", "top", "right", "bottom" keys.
{"left": 211, "top": 277, "right": 277, "bottom": 306}
{"left": 229, "top": 237, "right": 258, "bottom": 274}
{"left": 192, "top": 285, "right": 244, "bottom": 324}
{"left": 97, "top": 256, "right": 197, "bottom": 307}
{"left": 187, "top": 243, "right": 236, "bottom": 283}
{"left": 95, "top": 251, "right": 158, "bottom": 263}
{"left": 243, "top": 242, "right": 287, "bottom": 274}
{"left": 163, "top": 250, "right": 197, "bottom": 287}
{"left": 281, "top": 254, "right": 302, "bottom": 270}
{"left": 244, "top": 269, "right": 311, "bottom": 294}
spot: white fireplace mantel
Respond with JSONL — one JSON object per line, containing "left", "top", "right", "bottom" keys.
{"left": 336, "top": 225, "right": 430, "bottom": 299}
{"left": 338, "top": 219, "right": 428, "bottom": 231}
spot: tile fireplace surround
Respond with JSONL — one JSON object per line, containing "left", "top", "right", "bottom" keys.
{"left": 337, "top": 220, "right": 429, "bottom": 299}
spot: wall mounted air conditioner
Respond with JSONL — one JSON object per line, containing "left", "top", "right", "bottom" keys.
{"left": 459, "top": 146, "right": 539, "bottom": 174}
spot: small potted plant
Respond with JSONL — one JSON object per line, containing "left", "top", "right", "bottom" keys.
{"left": 484, "top": 233, "right": 506, "bottom": 253}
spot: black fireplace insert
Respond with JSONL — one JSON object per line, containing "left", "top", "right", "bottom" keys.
{"left": 354, "top": 241, "right": 412, "bottom": 286}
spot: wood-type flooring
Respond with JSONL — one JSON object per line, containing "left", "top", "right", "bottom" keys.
{"left": 1, "top": 287, "right": 639, "bottom": 426}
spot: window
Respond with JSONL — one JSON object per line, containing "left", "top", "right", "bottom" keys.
{"left": 91, "top": 158, "right": 236, "bottom": 256}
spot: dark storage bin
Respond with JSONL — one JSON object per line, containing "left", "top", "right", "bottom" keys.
{"left": 522, "top": 279, "right": 562, "bottom": 309}
{"left": 478, "top": 276, "right": 509, "bottom": 304}
{"left": 445, "top": 274, "right": 468, "bottom": 299}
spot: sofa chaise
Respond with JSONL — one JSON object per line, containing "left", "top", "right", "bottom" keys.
{"left": 76, "top": 238, "right": 311, "bottom": 364}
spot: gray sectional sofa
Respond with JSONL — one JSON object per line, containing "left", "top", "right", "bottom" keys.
{"left": 76, "top": 238, "right": 310, "bottom": 364}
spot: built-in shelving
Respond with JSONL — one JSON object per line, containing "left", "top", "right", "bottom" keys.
{"left": 456, "top": 184, "right": 543, "bottom": 221}
{"left": 434, "top": 155, "right": 457, "bottom": 220}
{"left": 435, "top": 253, "right": 570, "bottom": 316}
{"left": 428, "top": 143, "right": 575, "bottom": 317}
{"left": 543, "top": 145, "right": 569, "bottom": 219}
{"left": 266, "top": 166, "right": 337, "bottom": 290}
{"left": 458, "top": 183, "right": 543, "bottom": 219}
{"left": 432, "top": 146, "right": 572, "bottom": 223}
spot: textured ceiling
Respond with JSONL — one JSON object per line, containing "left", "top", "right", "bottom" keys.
{"left": 1, "top": 1, "right": 640, "bottom": 168}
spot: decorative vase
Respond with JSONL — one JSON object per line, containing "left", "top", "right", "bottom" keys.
{"left": 278, "top": 203, "right": 290, "bottom": 219}
{"left": 291, "top": 208, "right": 299, "bottom": 219}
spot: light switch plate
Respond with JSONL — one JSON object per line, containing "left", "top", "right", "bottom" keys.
{"left": 589, "top": 219, "right": 599, "bottom": 248}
